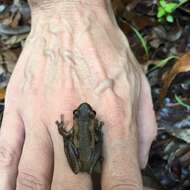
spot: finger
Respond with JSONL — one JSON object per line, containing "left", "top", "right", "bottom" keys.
{"left": 137, "top": 75, "right": 157, "bottom": 168}
{"left": 100, "top": 96, "right": 143, "bottom": 190}
{"left": 50, "top": 111, "right": 93, "bottom": 190}
{"left": 0, "top": 110, "right": 25, "bottom": 190}
{"left": 16, "top": 117, "right": 53, "bottom": 190}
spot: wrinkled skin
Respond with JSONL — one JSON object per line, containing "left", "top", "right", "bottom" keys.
{"left": 0, "top": 0, "right": 157, "bottom": 190}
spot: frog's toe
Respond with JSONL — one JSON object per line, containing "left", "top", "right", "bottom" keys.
{"left": 73, "top": 168, "right": 80, "bottom": 175}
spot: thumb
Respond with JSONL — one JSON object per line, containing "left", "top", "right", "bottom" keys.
{"left": 137, "top": 75, "right": 157, "bottom": 169}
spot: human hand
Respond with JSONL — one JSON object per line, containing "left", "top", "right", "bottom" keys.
{"left": 0, "top": 0, "right": 157, "bottom": 189}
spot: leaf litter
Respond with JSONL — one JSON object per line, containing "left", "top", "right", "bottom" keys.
{"left": 0, "top": 0, "right": 190, "bottom": 189}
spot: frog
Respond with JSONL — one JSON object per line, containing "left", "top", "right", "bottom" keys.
{"left": 56, "top": 103, "right": 104, "bottom": 174}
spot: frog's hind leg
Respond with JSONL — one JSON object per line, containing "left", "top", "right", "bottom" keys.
{"left": 89, "top": 121, "right": 103, "bottom": 174}
{"left": 93, "top": 159, "right": 102, "bottom": 174}
{"left": 95, "top": 120, "right": 104, "bottom": 142}
{"left": 89, "top": 141, "right": 103, "bottom": 174}
{"left": 64, "top": 140, "right": 80, "bottom": 174}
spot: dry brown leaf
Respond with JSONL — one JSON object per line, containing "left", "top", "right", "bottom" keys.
{"left": 3, "top": 10, "right": 21, "bottom": 27}
{"left": 2, "top": 33, "right": 28, "bottom": 46}
{"left": 0, "top": 50, "right": 17, "bottom": 73}
{"left": 0, "top": 0, "right": 12, "bottom": 4}
{"left": 10, "top": 11, "right": 21, "bottom": 28}
{"left": 0, "top": 89, "right": 5, "bottom": 100}
{"left": 160, "top": 53, "right": 190, "bottom": 100}
{"left": 112, "top": 0, "right": 125, "bottom": 15}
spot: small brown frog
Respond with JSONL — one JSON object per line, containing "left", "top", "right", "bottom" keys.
{"left": 56, "top": 103, "right": 103, "bottom": 174}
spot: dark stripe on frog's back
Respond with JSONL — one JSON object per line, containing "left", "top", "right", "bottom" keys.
{"left": 78, "top": 120, "right": 93, "bottom": 162}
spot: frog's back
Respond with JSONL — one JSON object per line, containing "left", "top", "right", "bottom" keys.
{"left": 78, "top": 121, "right": 92, "bottom": 161}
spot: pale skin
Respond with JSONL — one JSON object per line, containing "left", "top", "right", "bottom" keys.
{"left": 0, "top": 0, "right": 157, "bottom": 189}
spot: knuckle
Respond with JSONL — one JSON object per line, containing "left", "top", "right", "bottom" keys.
{"left": 0, "top": 143, "right": 16, "bottom": 168}
{"left": 52, "top": 180, "right": 90, "bottom": 190}
{"left": 17, "top": 170, "right": 49, "bottom": 189}
{"left": 53, "top": 185, "right": 88, "bottom": 190}
{"left": 108, "top": 177, "right": 143, "bottom": 190}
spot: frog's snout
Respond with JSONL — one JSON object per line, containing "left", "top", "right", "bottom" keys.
{"left": 74, "top": 103, "right": 96, "bottom": 120}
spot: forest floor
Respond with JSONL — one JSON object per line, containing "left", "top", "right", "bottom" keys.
{"left": 0, "top": 0, "right": 190, "bottom": 189}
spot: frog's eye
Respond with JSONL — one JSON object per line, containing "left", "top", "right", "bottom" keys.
{"left": 73, "top": 110, "right": 79, "bottom": 117}
{"left": 90, "top": 111, "right": 96, "bottom": 118}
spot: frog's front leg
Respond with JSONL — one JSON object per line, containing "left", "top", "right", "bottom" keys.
{"left": 64, "top": 140, "right": 81, "bottom": 174}
{"left": 56, "top": 114, "right": 73, "bottom": 137}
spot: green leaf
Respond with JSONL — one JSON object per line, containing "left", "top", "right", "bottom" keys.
{"left": 160, "top": 0, "right": 167, "bottom": 8}
{"left": 178, "top": 0, "right": 190, "bottom": 7}
{"left": 165, "top": 3, "right": 178, "bottom": 13}
{"left": 157, "top": 0, "right": 190, "bottom": 22}
{"left": 175, "top": 95, "right": 190, "bottom": 110}
{"left": 157, "top": 7, "right": 166, "bottom": 18}
{"left": 129, "top": 24, "right": 149, "bottom": 56}
{"left": 166, "top": 15, "right": 174, "bottom": 22}
{"left": 148, "top": 55, "right": 177, "bottom": 73}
